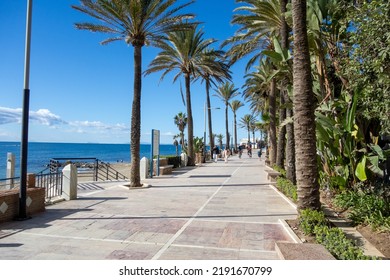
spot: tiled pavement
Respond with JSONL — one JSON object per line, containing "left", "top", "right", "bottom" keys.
{"left": 0, "top": 154, "right": 298, "bottom": 260}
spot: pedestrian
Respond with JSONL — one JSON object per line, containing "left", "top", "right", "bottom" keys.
{"left": 224, "top": 148, "right": 231, "bottom": 163}
{"left": 247, "top": 143, "right": 252, "bottom": 158}
{"left": 238, "top": 145, "right": 243, "bottom": 159}
{"left": 212, "top": 146, "right": 220, "bottom": 162}
{"left": 257, "top": 148, "right": 262, "bottom": 160}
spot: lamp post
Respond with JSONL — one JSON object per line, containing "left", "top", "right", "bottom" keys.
{"left": 18, "top": 0, "right": 33, "bottom": 220}
{"left": 203, "top": 102, "right": 220, "bottom": 161}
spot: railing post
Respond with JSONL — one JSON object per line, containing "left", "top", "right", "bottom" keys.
{"left": 106, "top": 164, "right": 109, "bottom": 180}
{"left": 95, "top": 159, "right": 98, "bottom": 181}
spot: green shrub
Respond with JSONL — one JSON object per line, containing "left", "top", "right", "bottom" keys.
{"left": 313, "top": 225, "right": 373, "bottom": 260}
{"left": 276, "top": 177, "right": 297, "bottom": 202}
{"left": 272, "top": 165, "right": 286, "bottom": 177}
{"left": 298, "top": 209, "right": 377, "bottom": 260}
{"left": 299, "top": 209, "right": 328, "bottom": 235}
{"left": 333, "top": 191, "right": 390, "bottom": 232}
{"left": 166, "top": 156, "right": 181, "bottom": 168}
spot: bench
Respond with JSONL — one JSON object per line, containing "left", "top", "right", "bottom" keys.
{"left": 159, "top": 165, "right": 174, "bottom": 175}
{"left": 264, "top": 169, "right": 281, "bottom": 182}
{"left": 153, "top": 158, "right": 174, "bottom": 175}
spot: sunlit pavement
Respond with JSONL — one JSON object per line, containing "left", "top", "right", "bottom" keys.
{"left": 0, "top": 153, "right": 298, "bottom": 260}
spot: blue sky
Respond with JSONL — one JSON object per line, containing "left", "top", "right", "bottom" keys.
{"left": 0, "top": 0, "right": 256, "bottom": 144}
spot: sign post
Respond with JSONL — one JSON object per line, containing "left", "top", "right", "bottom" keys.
{"left": 150, "top": 129, "right": 160, "bottom": 178}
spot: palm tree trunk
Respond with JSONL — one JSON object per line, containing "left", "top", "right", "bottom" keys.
{"left": 206, "top": 79, "right": 214, "bottom": 148}
{"left": 129, "top": 44, "right": 142, "bottom": 188}
{"left": 234, "top": 113, "right": 237, "bottom": 151}
{"left": 286, "top": 102, "right": 296, "bottom": 184}
{"left": 276, "top": 92, "right": 286, "bottom": 168}
{"left": 225, "top": 102, "right": 229, "bottom": 149}
{"left": 280, "top": 0, "right": 296, "bottom": 184}
{"left": 269, "top": 79, "right": 277, "bottom": 165}
{"left": 185, "top": 73, "right": 194, "bottom": 166}
{"left": 292, "top": 0, "right": 320, "bottom": 211}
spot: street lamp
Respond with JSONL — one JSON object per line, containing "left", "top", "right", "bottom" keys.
{"left": 18, "top": 0, "right": 33, "bottom": 220}
{"left": 204, "top": 102, "right": 220, "bottom": 161}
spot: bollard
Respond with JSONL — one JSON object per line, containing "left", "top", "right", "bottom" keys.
{"left": 140, "top": 157, "right": 149, "bottom": 180}
{"left": 6, "top": 153, "right": 15, "bottom": 189}
{"left": 62, "top": 164, "right": 78, "bottom": 200}
{"left": 180, "top": 153, "right": 188, "bottom": 167}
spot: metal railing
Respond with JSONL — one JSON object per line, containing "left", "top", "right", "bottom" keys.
{"left": 96, "top": 161, "right": 128, "bottom": 181}
{"left": 49, "top": 157, "right": 128, "bottom": 182}
{"left": 36, "top": 172, "right": 63, "bottom": 200}
{"left": 0, "top": 177, "right": 20, "bottom": 191}
{"left": 1, "top": 157, "right": 128, "bottom": 201}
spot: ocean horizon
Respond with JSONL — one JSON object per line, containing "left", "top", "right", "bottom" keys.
{"left": 0, "top": 141, "right": 181, "bottom": 179}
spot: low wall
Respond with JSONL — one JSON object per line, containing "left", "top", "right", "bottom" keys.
{"left": 0, "top": 187, "right": 45, "bottom": 223}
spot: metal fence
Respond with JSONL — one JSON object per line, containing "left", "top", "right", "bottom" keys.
{"left": 36, "top": 172, "right": 63, "bottom": 200}
{"left": 0, "top": 177, "right": 20, "bottom": 191}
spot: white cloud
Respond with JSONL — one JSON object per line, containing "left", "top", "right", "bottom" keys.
{"left": 30, "top": 109, "right": 67, "bottom": 126}
{"left": 70, "top": 121, "right": 129, "bottom": 132}
{"left": 0, "top": 107, "right": 66, "bottom": 126}
{"left": 0, "top": 107, "right": 22, "bottom": 125}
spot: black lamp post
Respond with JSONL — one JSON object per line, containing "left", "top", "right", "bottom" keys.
{"left": 18, "top": 0, "right": 33, "bottom": 220}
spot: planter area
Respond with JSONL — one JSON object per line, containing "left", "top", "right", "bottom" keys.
{"left": 0, "top": 187, "right": 45, "bottom": 223}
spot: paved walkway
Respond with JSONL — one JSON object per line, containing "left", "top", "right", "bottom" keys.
{"left": 0, "top": 154, "right": 298, "bottom": 260}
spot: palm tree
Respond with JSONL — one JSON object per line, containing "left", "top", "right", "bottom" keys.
{"left": 214, "top": 82, "right": 239, "bottom": 150}
{"left": 240, "top": 114, "right": 256, "bottom": 143}
{"left": 216, "top": 133, "right": 224, "bottom": 149}
{"left": 145, "top": 27, "right": 217, "bottom": 166}
{"left": 72, "top": 0, "right": 194, "bottom": 188}
{"left": 230, "top": 100, "right": 244, "bottom": 151}
{"left": 292, "top": 0, "right": 320, "bottom": 210}
{"left": 224, "top": 0, "right": 282, "bottom": 70}
{"left": 198, "top": 49, "right": 231, "bottom": 150}
{"left": 173, "top": 112, "right": 187, "bottom": 149}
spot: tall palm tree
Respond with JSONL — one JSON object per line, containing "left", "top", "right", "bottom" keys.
{"left": 224, "top": 0, "right": 282, "bottom": 70}
{"left": 72, "top": 0, "right": 194, "bottom": 187}
{"left": 240, "top": 114, "right": 256, "bottom": 143}
{"left": 214, "top": 82, "right": 239, "bottom": 150}
{"left": 145, "top": 27, "right": 217, "bottom": 166}
{"left": 173, "top": 112, "right": 187, "bottom": 149}
{"left": 292, "top": 0, "right": 320, "bottom": 210}
{"left": 198, "top": 49, "right": 231, "bottom": 150}
{"left": 230, "top": 100, "right": 244, "bottom": 151}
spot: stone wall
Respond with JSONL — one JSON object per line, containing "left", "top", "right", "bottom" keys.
{"left": 0, "top": 187, "right": 45, "bottom": 223}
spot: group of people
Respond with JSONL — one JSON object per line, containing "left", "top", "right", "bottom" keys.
{"left": 211, "top": 145, "right": 231, "bottom": 163}
{"left": 212, "top": 142, "right": 262, "bottom": 163}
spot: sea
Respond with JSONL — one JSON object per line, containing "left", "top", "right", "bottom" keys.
{"left": 0, "top": 141, "right": 181, "bottom": 179}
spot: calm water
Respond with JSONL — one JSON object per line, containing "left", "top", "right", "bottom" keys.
{"left": 0, "top": 142, "right": 181, "bottom": 178}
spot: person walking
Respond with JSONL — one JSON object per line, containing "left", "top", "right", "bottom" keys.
{"left": 247, "top": 143, "right": 252, "bottom": 158}
{"left": 224, "top": 148, "right": 231, "bottom": 163}
{"left": 212, "top": 146, "right": 220, "bottom": 163}
{"left": 257, "top": 148, "right": 262, "bottom": 160}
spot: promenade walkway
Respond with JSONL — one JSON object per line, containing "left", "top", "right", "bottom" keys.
{"left": 0, "top": 154, "right": 298, "bottom": 260}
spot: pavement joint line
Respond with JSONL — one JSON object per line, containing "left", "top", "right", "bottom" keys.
{"left": 151, "top": 163, "right": 244, "bottom": 260}
{"left": 18, "top": 231, "right": 166, "bottom": 247}
{"left": 170, "top": 243, "right": 276, "bottom": 254}
{"left": 193, "top": 218, "right": 282, "bottom": 225}
{"left": 269, "top": 185, "right": 297, "bottom": 210}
